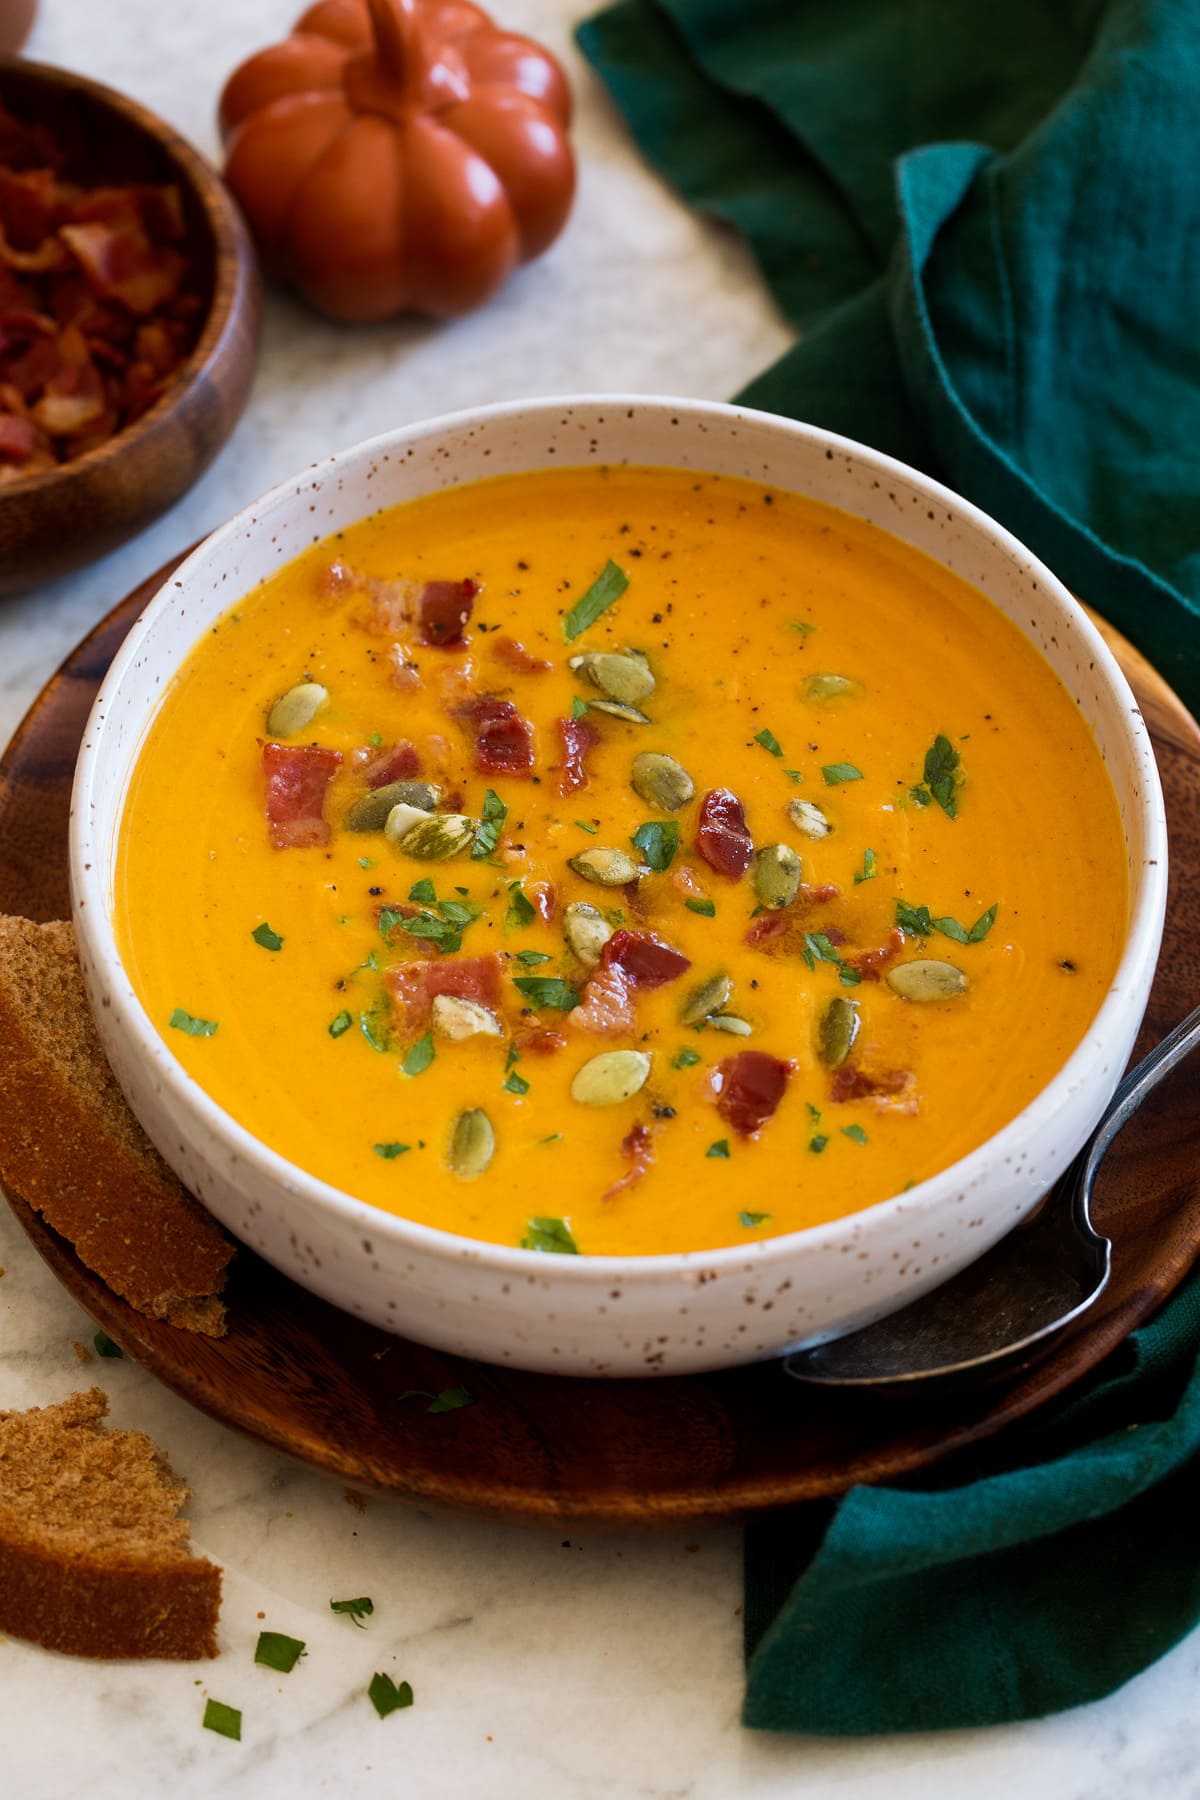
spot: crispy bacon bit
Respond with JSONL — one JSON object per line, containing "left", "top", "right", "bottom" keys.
{"left": 554, "top": 715, "right": 600, "bottom": 795}
{"left": 829, "top": 1065, "right": 917, "bottom": 1111}
{"left": 458, "top": 694, "right": 535, "bottom": 775}
{"left": 744, "top": 886, "right": 845, "bottom": 951}
{"left": 600, "top": 930, "right": 691, "bottom": 991}
{"left": 262, "top": 742, "right": 342, "bottom": 850}
{"left": 695, "top": 788, "right": 754, "bottom": 880}
{"left": 845, "top": 928, "right": 905, "bottom": 982}
{"left": 315, "top": 558, "right": 360, "bottom": 599}
{"left": 388, "top": 646, "right": 422, "bottom": 692}
{"left": 490, "top": 634, "right": 551, "bottom": 674}
{"left": 386, "top": 954, "right": 503, "bottom": 1036}
{"left": 712, "top": 1050, "right": 793, "bottom": 1137}
{"left": 514, "top": 1024, "right": 567, "bottom": 1055}
{"left": 361, "top": 740, "right": 420, "bottom": 786}
{"left": 527, "top": 880, "right": 557, "bottom": 923}
{"left": 418, "top": 577, "right": 478, "bottom": 647}
{"left": 570, "top": 963, "right": 636, "bottom": 1037}
{"left": 0, "top": 411, "right": 36, "bottom": 458}
{"left": 0, "top": 100, "right": 205, "bottom": 482}
{"left": 603, "top": 1122, "right": 655, "bottom": 1201}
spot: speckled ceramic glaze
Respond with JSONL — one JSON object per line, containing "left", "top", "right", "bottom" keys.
{"left": 69, "top": 397, "right": 1167, "bottom": 1376}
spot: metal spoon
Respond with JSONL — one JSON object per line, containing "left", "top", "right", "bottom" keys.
{"left": 785, "top": 1002, "right": 1200, "bottom": 1390}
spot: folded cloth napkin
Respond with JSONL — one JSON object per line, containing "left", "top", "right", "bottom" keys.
{"left": 578, "top": 0, "right": 1200, "bottom": 1733}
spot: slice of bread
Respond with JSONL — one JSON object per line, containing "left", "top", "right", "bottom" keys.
{"left": 0, "top": 916, "right": 233, "bottom": 1334}
{"left": 0, "top": 1388, "right": 220, "bottom": 1658}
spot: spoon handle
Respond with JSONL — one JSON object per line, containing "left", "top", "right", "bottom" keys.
{"left": 1083, "top": 1001, "right": 1200, "bottom": 1182}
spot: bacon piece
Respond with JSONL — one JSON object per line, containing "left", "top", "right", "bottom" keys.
{"left": 458, "top": 695, "right": 535, "bottom": 775}
{"left": 261, "top": 742, "right": 342, "bottom": 849}
{"left": 362, "top": 740, "right": 420, "bottom": 786}
{"left": 315, "top": 557, "right": 361, "bottom": 600}
{"left": 0, "top": 412, "right": 36, "bottom": 459}
{"left": 569, "top": 964, "right": 636, "bottom": 1037}
{"left": 418, "top": 577, "right": 478, "bottom": 647}
{"left": 388, "top": 646, "right": 422, "bottom": 692}
{"left": 514, "top": 1024, "right": 567, "bottom": 1056}
{"left": 712, "top": 1050, "right": 793, "bottom": 1137}
{"left": 490, "top": 634, "right": 551, "bottom": 674}
{"left": 386, "top": 954, "right": 503, "bottom": 1036}
{"left": 695, "top": 788, "right": 754, "bottom": 880}
{"left": 601, "top": 930, "right": 690, "bottom": 991}
{"left": 830, "top": 1065, "right": 916, "bottom": 1109}
{"left": 603, "top": 1122, "right": 655, "bottom": 1201}
{"left": 554, "top": 715, "right": 600, "bottom": 795}
{"left": 845, "top": 928, "right": 905, "bottom": 983}
{"left": 528, "top": 880, "right": 557, "bottom": 923}
{"left": 60, "top": 219, "right": 186, "bottom": 316}
{"left": 744, "top": 886, "right": 845, "bottom": 951}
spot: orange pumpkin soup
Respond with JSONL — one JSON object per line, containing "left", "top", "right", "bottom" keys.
{"left": 114, "top": 466, "right": 1127, "bottom": 1255}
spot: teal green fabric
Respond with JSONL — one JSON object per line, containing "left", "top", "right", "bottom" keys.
{"left": 577, "top": 0, "right": 1200, "bottom": 1733}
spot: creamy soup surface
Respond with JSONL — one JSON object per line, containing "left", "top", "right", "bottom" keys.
{"left": 115, "top": 466, "right": 1127, "bottom": 1256}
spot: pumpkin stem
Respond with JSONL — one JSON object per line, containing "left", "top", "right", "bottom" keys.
{"left": 366, "top": 0, "right": 421, "bottom": 91}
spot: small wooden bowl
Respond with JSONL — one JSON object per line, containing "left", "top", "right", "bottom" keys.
{"left": 0, "top": 58, "right": 261, "bottom": 595}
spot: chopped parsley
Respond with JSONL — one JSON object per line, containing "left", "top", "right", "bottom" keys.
{"left": 910, "top": 734, "right": 963, "bottom": 817}
{"left": 753, "top": 727, "right": 783, "bottom": 757}
{"left": 359, "top": 856, "right": 373, "bottom": 870}
{"left": 800, "top": 931, "right": 862, "bottom": 987}
{"left": 360, "top": 996, "right": 392, "bottom": 1053}
{"left": 202, "top": 1700, "right": 241, "bottom": 1741}
{"left": 631, "top": 819, "right": 679, "bottom": 872}
{"left": 472, "top": 788, "right": 507, "bottom": 859}
{"left": 255, "top": 1631, "right": 306, "bottom": 1673}
{"left": 331, "top": 1597, "right": 374, "bottom": 1627}
{"left": 93, "top": 1329, "right": 123, "bottom": 1359}
{"left": 521, "top": 1216, "right": 579, "bottom": 1254}
{"left": 574, "top": 818, "right": 599, "bottom": 833}
{"left": 809, "top": 1134, "right": 829, "bottom": 1154}
{"left": 390, "top": 889, "right": 483, "bottom": 955}
{"left": 399, "top": 1384, "right": 474, "bottom": 1413}
{"left": 561, "top": 558, "right": 629, "bottom": 642}
{"left": 842, "top": 1124, "right": 869, "bottom": 1145}
{"left": 368, "top": 1673, "right": 414, "bottom": 1719}
{"left": 672, "top": 1046, "right": 702, "bottom": 1069}
{"left": 408, "top": 878, "right": 437, "bottom": 904}
{"left": 570, "top": 696, "right": 589, "bottom": 719}
{"left": 503, "top": 1068, "right": 530, "bottom": 1096}
{"left": 505, "top": 880, "right": 536, "bottom": 930}
{"left": 251, "top": 922, "right": 284, "bottom": 952}
{"left": 853, "top": 848, "right": 878, "bottom": 885}
{"left": 329, "top": 1009, "right": 353, "bottom": 1038}
{"left": 169, "top": 1007, "right": 217, "bottom": 1038}
{"left": 739, "top": 1212, "right": 772, "bottom": 1228}
{"left": 373, "top": 1141, "right": 410, "bottom": 1159}
{"left": 513, "top": 976, "right": 579, "bottom": 1011}
{"left": 787, "top": 618, "right": 816, "bottom": 635}
{"left": 821, "top": 763, "right": 863, "bottom": 786}
{"left": 515, "top": 949, "right": 551, "bottom": 966}
{"left": 401, "top": 1031, "right": 435, "bottom": 1077}
{"left": 685, "top": 898, "right": 716, "bottom": 918}
{"left": 706, "top": 1139, "right": 731, "bottom": 1159}
{"left": 896, "top": 899, "right": 998, "bottom": 944}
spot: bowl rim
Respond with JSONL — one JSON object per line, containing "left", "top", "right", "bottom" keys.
{"left": 70, "top": 392, "right": 1170, "bottom": 1284}
{"left": 0, "top": 53, "right": 255, "bottom": 495}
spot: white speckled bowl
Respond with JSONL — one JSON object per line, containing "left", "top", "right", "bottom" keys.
{"left": 70, "top": 397, "right": 1167, "bottom": 1377}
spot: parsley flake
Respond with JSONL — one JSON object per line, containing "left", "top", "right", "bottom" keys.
{"left": 399, "top": 1385, "right": 474, "bottom": 1413}
{"left": 169, "top": 1007, "right": 217, "bottom": 1038}
{"left": 802, "top": 931, "right": 862, "bottom": 987}
{"left": 505, "top": 880, "right": 536, "bottom": 930}
{"left": 203, "top": 1700, "right": 241, "bottom": 1741}
{"left": 503, "top": 1069, "right": 530, "bottom": 1096}
{"left": 754, "top": 727, "right": 783, "bottom": 757}
{"left": 672, "top": 1046, "right": 702, "bottom": 1069}
{"left": 570, "top": 696, "right": 589, "bottom": 719}
{"left": 368, "top": 1673, "right": 414, "bottom": 1720}
{"left": 843, "top": 1124, "right": 869, "bottom": 1145}
{"left": 896, "top": 899, "right": 998, "bottom": 945}
{"left": 374, "top": 1141, "right": 410, "bottom": 1159}
{"left": 472, "top": 788, "right": 507, "bottom": 860}
{"left": 401, "top": 1031, "right": 435, "bottom": 1077}
{"left": 575, "top": 817, "right": 599, "bottom": 834}
{"left": 408, "top": 878, "right": 437, "bottom": 904}
{"left": 93, "top": 1329, "right": 123, "bottom": 1359}
{"left": 910, "top": 734, "right": 963, "bottom": 818}
{"left": 706, "top": 1139, "right": 731, "bottom": 1159}
{"left": 521, "top": 1216, "right": 579, "bottom": 1254}
{"left": 739, "top": 1212, "right": 772, "bottom": 1228}
{"left": 631, "top": 819, "right": 679, "bottom": 871}
{"left": 853, "top": 848, "right": 878, "bottom": 885}
{"left": 329, "top": 1009, "right": 353, "bottom": 1038}
{"left": 821, "top": 763, "right": 863, "bottom": 786}
{"left": 685, "top": 898, "right": 716, "bottom": 918}
{"left": 562, "top": 558, "right": 629, "bottom": 642}
{"left": 809, "top": 1135, "right": 829, "bottom": 1154}
{"left": 513, "top": 976, "right": 579, "bottom": 1011}
{"left": 360, "top": 996, "right": 391, "bottom": 1053}
{"left": 515, "top": 949, "right": 551, "bottom": 966}
{"left": 255, "top": 1631, "right": 306, "bottom": 1673}
{"left": 331, "top": 1596, "right": 374, "bottom": 1627}
{"left": 251, "top": 922, "right": 284, "bottom": 952}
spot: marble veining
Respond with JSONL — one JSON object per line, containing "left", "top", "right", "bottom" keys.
{"left": 2, "top": 2, "right": 1198, "bottom": 1794}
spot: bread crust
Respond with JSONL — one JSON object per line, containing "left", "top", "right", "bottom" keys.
{"left": 0, "top": 916, "right": 233, "bottom": 1332}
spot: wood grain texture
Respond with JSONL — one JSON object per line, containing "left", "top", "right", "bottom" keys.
{"left": 1, "top": 562, "right": 1198, "bottom": 1527}
{"left": 0, "top": 60, "right": 261, "bottom": 595}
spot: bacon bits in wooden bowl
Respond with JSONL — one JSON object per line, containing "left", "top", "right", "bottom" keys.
{"left": 0, "top": 59, "right": 260, "bottom": 595}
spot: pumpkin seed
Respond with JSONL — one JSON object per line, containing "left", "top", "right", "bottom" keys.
{"left": 754, "top": 843, "right": 802, "bottom": 909}
{"left": 680, "top": 970, "right": 733, "bottom": 1026}
{"left": 431, "top": 995, "right": 503, "bottom": 1041}
{"left": 569, "top": 649, "right": 655, "bottom": 706}
{"left": 787, "top": 798, "right": 832, "bottom": 839}
{"left": 266, "top": 682, "right": 327, "bottom": 737}
{"left": 570, "top": 1049, "right": 652, "bottom": 1106}
{"left": 803, "top": 672, "right": 860, "bottom": 703}
{"left": 887, "top": 959, "right": 970, "bottom": 1002}
{"left": 569, "top": 846, "right": 642, "bottom": 886}
{"left": 587, "top": 698, "right": 651, "bottom": 725}
{"left": 388, "top": 811, "right": 477, "bottom": 859}
{"left": 563, "top": 900, "right": 613, "bottom": 967}
{"left": 448, "top": 1107, "right": 495, "bottom": 1179}
{"left": 345, "top": 780, "right": 440, "bottom": 833}
{"left": 818, "top": 996, "right": 860, "bottom": 1067}
{"left": 710, "top": 1014, "right": 752, "bottom": 1036}
{"left": 630, "top": 751, "right": 694, "bottom": 812}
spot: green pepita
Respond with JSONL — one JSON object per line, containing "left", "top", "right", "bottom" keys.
{"left": 388, "top": 811, "right": 477, "bottom": 860}
{"left": 709, "top": 1014, "right": 752, "bottom": 1037}
{"left": 680, "top": 970, "right": 733, "bottom": 1027}
{"left": 431, "top": 995, "right": 503, "bottom": 1041}
{"left": 569, "top": 649, "right": 655, "bottom": 706}
{"left": 569, "top": 846, "right": 642, "bottom": 886}
{"left": 570, "top": 1049, "right": 652, "bottom": 1106}
{"left": 818, "top": 996, "right": 860, "bottom": 1067}
{"left": 562, "top": 900, "right": 613, "bottom": 967}
{"left": 448, "top": 1108, "right": 495, "bottom": 1178}
{"left": 630, "top": 751, "right": 694, "bottom": 812}
{"left": 753, "top": 843, "right": 802, "bottom": 910}
{"left": 887, "top": 959, "right": 970, "bottom": 1002}
{"left": 345, "top": 780, "right": 440, "bottom": 833}
{"left": 587, "top": 698, "right": 651, "bottom": 725}
{"left": 266, "top": 682, "right": 327, "bottom": 737}
{"left": 803, "top": 673, "right": 860, "bottom": 703}
{"left": 787, "top": 798, "right": 832, "bottom": 839}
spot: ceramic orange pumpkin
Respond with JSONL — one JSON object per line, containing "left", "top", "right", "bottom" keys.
{"left": 218, "top": 0, "right": 574, "bottom": 322}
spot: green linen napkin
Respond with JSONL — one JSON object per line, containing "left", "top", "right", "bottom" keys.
{"left": 578, "top": 0, "right": 1200, "bottom": 1733}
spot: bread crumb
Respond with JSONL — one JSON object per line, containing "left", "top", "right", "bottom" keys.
{"left": 71, "top": 1340, "right": 94, "bottom": 1364}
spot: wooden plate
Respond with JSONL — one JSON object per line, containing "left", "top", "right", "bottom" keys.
{"left": 3, "top": 560, "right": 1200, "bottom": 1527}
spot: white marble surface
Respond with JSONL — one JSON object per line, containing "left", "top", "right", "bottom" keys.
{"left": 2, "top": 3, "right": 1198, "bottom": 1794}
